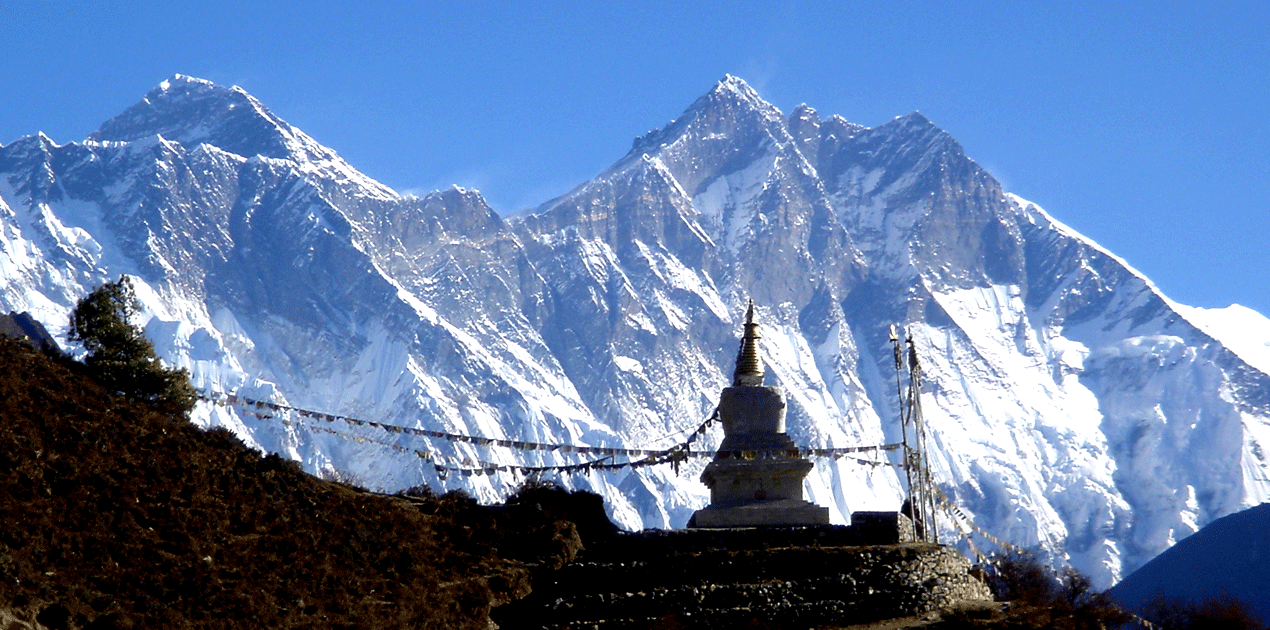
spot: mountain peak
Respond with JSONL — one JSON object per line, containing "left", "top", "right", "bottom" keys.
{"left": 156, "top": 74, "right": 219, "bottom": 92}
{"left": 654, "top": 75, "right": 781, "bottom": 128}
{"left": 868, "top": 110, "right": 959, "bottom": 156}
{"left": 88, "top": 75, "right": 295, "bottom": 160}
{"left": 883, "top": 111, "right": 948, "bottom": 137}
{"left": 698, "top": 75, "right": 771, "bottom": 114}
{"left": 895, "top": 110, "right": 933, "bottom": 125}
{"left": 83, "top": 75, "right": 397, "bottom": 200}
{"left": 622, "top": 75, "right": 787, "bottom": 171}
{"left": 789, "top": 103, "right": 821, "bottom": 130}
{"left": 715, "top": 74, "right": 759, "bottom": 96}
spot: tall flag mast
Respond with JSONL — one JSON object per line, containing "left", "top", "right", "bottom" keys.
{"left": 891, "top": 324, "right": 937, "bottom": 544}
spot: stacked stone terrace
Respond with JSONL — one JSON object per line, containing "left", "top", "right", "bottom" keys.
{"left": 492, "top": 527, "right": 992, "bottom": 629}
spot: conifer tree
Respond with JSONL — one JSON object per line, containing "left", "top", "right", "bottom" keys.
{"left": 69, "top": 276, "right": 198, "bottom": 416}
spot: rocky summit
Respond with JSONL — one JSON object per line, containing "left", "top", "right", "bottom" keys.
{"left": 3, "top": 74, "right": 1269, "bottom": 588}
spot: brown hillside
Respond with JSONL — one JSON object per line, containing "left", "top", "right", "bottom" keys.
{"left": 0, "top": 337, "right": 558, "bottom": 629}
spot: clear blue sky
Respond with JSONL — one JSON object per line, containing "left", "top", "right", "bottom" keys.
{"left": 2, "top": 1, "right": 1267, "bottom": 315}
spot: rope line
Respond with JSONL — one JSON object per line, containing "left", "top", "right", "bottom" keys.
{"left": 208, "top": 392, "right": 910, "bottom": 477}
{"left": 217, "top": 397, "right": 707, "bottom": 476}
{"left": 930, "top": 482, "right": 1024, "bottom": 555}
{"left": 202, "top": 391, "right": 904, "bottom": 460}
{"left": 275, "top": 415, "right": 626, "bottom": 478}
{"left": 204, "top": 391, "right": 715, "bottom": 457}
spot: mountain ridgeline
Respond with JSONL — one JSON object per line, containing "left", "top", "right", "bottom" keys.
{"left": 3, "top": 75, "right": 1268, "bottom": 588}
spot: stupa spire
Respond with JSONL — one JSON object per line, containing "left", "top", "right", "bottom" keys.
{"left": 733, "top": 299, "right": 764, "bottom": 386}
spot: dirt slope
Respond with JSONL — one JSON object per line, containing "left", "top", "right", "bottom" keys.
{"left": 0, "top": 338, "right": 538, "bottom": 629}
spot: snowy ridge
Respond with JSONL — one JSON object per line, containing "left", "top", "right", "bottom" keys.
{"left": 1173, "top": 303, "right": 1270, "bottom": 376}
{"left": 2, "top": 76, "right": 1268, "bottom": 588}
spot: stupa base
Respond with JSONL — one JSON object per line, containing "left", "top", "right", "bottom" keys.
{"left": 687, "top": 499, "right": 830, "bottom": 528}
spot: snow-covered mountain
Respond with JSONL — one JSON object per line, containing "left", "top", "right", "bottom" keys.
{"left": 3, "top": 74, "right": 1268, "bottom": 588}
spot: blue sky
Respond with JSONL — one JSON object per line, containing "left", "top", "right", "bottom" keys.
{"left": 2, "top": 1, "right": 1267, "bottom": 315}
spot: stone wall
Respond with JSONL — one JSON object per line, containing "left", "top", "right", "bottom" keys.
{"left": 493, "top": 526, "right": 992, "bottom": 629}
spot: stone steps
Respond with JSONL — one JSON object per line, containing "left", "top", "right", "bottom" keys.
{"left": 535, "top": 599, "right": 869, "bottom": 630}
{"left": 537, "top": 548, "right": 920, "bottom": 596}
{"left": 520, "top": 579, "right": 931, "bottom": 629}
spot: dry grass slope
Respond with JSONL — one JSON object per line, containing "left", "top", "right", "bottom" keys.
{"left": 0, "top": 337, "right": 559, "bottom": 629}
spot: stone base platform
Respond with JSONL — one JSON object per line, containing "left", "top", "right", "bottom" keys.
{"left": 491, "top": 523, "right": 992, "bottom": 630}
{"left": 688, "top": 499, "right": 830, "bottom": 528}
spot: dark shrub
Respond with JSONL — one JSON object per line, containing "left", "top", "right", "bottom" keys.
{"left": 1146, "top": 594, "right": 1267, "bottom": 630}
{"left": 979, "top": 550, "right": 1131, "bottom": 629}
{"left": 984, "top": 549, "right": 1057, "bottom": 603}
{"left": 68, "top": 276, "right": 197, "bottom": 416}
{"left": 505, "top": 481, "right": 619, "bottom": 548}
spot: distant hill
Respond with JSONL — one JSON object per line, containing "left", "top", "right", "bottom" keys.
{"left": 0, "top": 337, "right": 593, "bottom": 629}
{"left": 0, "top": 311, "right": 58, "bottom": 353}
{"left": 1108, "top": 502, "right": 1270, "bottom": 622}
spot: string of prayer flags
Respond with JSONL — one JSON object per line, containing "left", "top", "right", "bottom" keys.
{"left": 201, "top": 389, "right": 911, "bottom": 475}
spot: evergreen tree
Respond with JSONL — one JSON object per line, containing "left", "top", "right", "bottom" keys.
{"left": 68, "top": 276, "right": 198, "bottom": 416}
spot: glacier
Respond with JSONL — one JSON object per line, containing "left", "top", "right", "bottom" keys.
{"left": 2, "top": 73, "right": 1268, "bottom": 588}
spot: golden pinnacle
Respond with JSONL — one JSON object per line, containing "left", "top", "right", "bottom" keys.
{"left": 733, "top": 299, "right": 764, "bottom": 386}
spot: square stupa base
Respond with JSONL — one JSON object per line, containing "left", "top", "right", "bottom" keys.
{"left": 687, "top": 499, "right": 830, "bottom": 528}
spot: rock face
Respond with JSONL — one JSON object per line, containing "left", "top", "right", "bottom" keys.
{"left": 690, "top": 301, "right": 829, "bottom": 527}
{"left": 3, "top": 74, "right": 1270, "bottom": 587}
